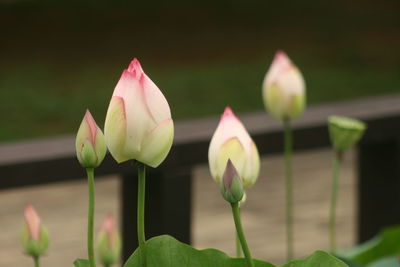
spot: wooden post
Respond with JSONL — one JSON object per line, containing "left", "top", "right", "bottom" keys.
{"left": 358, "top": 138, "right": 400, "bottom": 242}
{"left": 121, "top": 165, "right": 192, "bottom": 261}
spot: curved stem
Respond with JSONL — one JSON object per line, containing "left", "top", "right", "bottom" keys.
{"left": 284, "top": 119, "right": 294, "bottom": 261}
{"left": 33, "top": 256, "right": 40, "bottom": 267}
{"left": 329, "top": 152, "right": 342, "bottom": 253}
{"left": 231, "top": 202, "right": 254, "bottom": 267}
{"left": 86, "top": 168, "right": 96, "bottom": 267}
{"left": 235, "top": 207, "right": 243, "bottom": 258}
{"left": 137, "top": 162, "right": 146, "bottom": 267}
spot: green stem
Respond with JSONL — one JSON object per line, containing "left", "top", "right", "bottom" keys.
{"left": 284, "top": 119, "right": 294, "bottom": 261}
{"left": 137, "top": 162, "right": 146, "bottom": 267}
{"left": 236, "top": 232, "right": 243, "bottom": 258}
{"left": 33, "top": 256, "right": 40, "bottom": 267}
{"left": 235, "top": 207, "right": 243, "bottom": 258}
{"left": 329, "top": 152, "right": 342, "bottom": 253}
{"left": 231, "top": 202, "right": 254, "bottom": 267}
{"left": 86, "top": 168, "right": 96, "bottom": 267}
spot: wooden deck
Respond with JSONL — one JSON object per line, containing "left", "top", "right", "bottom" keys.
{"left": 0, "top": 148, "right": 356, "bottom": 266}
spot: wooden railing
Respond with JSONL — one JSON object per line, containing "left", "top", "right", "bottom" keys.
{"left": 1, "top": 94, "right": 400, "bottom": 260}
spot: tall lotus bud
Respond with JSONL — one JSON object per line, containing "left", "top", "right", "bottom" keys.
{"left": 328, "top": 115, "right": 366, "bottom": 153}
{"left": 208, "top": 107, "right": 260, "bottom": 187}
{"left": 104, "top": 58, "right": 174, "bottom": 168}
{"left": 262, "top": 50, "right": 306, "bottom": 120}
{"left": 76, "top": 110, "right": 107, "bottom": 168}
{"left": 20, "top": 205, "right": 49, "bottom": 257}
{"left": 220, "top": 160, "right": 244, "bottom": 203}
{"left": 97, "top": 214, "right": 121, "bottom": 267}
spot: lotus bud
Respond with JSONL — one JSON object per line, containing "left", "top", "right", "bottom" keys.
{"left": 20, "top": 205, "right": 49, "bottom": 257}
{"left": 97, "top": 214, "right": 122, "bottom": 267}
{"left": 220, "top": 160, "right": 244, "bottom": 204}
{"left": 328, "top": 115, "right": 367, "bottom": 153}
{"left": 76, "top": 110, "right": 107, "bottom": 168}
{"left": 208, "top": 107, "right": 260, "bottom": 188}
{"left": 104, "top": 58, "right": 174, "bottom": 168}
{"left": 262, "top": 50, "right": 306, "bottom": 120}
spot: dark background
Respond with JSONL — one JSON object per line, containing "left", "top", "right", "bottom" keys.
{"left": 1, "top": 0, "right": 399, "bottom": 141}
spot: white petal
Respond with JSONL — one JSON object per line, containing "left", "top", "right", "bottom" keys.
{"left": 214, "top": 137, "right": 247, "bottom": 184}
{"left": 142, "top": 74, "right": 171, "bottom": 124}
{"left": 241, "top": 140, "right": 260, "bottom": 187}
{"left": 104, "top": 97, "right": 129, "bottom": 163}
{"left": 137, "top": 118, "right": 174, "bottom": 168}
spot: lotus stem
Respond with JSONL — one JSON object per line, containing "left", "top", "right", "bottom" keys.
{"left": 284, "top": 119, "right": 294, "bottom": 261}
{"left": 86, "top": 168, "right": 96, "bottom": 267}
{"left": 231, "top": 202, "right": 254, "bottom": 267}
{"left": 137, "top": 162, "right": 146, "bottom": 267}
{"left": 33, "top": 256, "right": 40, "bottom": 267}
{"left": 329, "top": 152, "right": 342, "bottom": 253}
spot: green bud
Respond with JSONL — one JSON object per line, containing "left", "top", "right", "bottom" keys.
{"left": 76, "top": 110, "right": 107, "bottom": 168}
{"left": 262, "top": 51, "right": 306, "bottom": 121}
{"left": 20, "top": 205, "right": 49, "bottom": 258}
{"left": 220, "top": 160, "right": 244, "bottom": 204}
{"left": 328, "top": 115, "right": 367, "bottom": 152}
{"left": 97, "top": 214, "right": 122, "bottom": 266}
{"left": 21, "top": 226, "right": 49, "bottom": 257}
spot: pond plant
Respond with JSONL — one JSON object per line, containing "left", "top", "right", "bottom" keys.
{"left": 19, "top": 54, "right": 400, "bottom": 267}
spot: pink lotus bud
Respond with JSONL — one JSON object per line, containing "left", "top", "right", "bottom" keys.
{"left": 97, "top": 214, "right": 121, "bottom": 266}
{"left": 208, "top": 107, "right": 260, "bottom": 188}
{"left": 21, "top": 205, "right": 49, "bottom": 257}
{"left": 104, "top": 58, "right": 174, "bottom": 167}
{"left": 262, "top": 50, "right": 306, "bottom": 120}
{"left": 75, "top": 110, "right": 107, "bottom": 168}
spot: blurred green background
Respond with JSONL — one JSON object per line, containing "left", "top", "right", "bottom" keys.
{"left": 1, "top": 0, "right": 399, "bottom": 142}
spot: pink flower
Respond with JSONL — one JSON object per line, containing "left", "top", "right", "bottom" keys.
{"left": 104, "top": 58, "right": 174, "bottom": 167}
{"left": 97, "top": 214, "right": 121, "bottom": 266}
{"left": 208, "top": 107, "right": 260, "bottom": 187}
{"left": 75, "top": 110, "right": 106, "bottom": 168}
{"left": 262, "top": 50, "right": 306, "bottom": 120}
{"left": 21, "top": 204, "right": 49, "bottom": 257}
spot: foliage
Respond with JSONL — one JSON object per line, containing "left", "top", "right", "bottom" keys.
{"left": 340, "top": 225, "right": 400, "bottom": 266}
{"left": 73, "top": 259, "right": 89, "bottom": 267}
{"left": 123, "top": 235, "right": 347, "bottom": 267}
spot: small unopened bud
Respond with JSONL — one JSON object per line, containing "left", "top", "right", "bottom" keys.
{"left": 97, "top": 214, "right": 122, "bottom": 267}
{"left": 220, "top": 160, "right": 244, "bottom": 204}
{"left": 328, "top": 115, "right": 367, "bottom": 153}
{"left": 262, "top": 50, "right": 306, "bottom": 120}
{"left": 20, "top": 205, "right": 49, "bottom": 258}
{"left": 76, "top": 110, "right": 107, "bottom": 168}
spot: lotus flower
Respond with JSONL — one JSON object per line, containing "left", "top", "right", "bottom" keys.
{"left": 208, "top": 107, "right": 260, "bottom": 187}
{"left": 20, "top": 205, "right": 49, "bottom": 257}
{"left": 262, "top": 50, "right": 306, "bottom": 120}
{"left": 104, "top": 58, "right": 174, "bottom": 168}
{"left": 76, "top": 110, "right": 107, "bottom": 168}
{"left": 97, "top": 214, "right": 121, "bottom": 267}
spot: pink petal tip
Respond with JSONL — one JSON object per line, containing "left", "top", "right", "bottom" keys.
{"left": 24, "top": 204, "right": 41, "bottom": 241}
{"left": 222, "top": 106, "right": 234, "bottom": 117}
{"left": 84, "top": 110, "right": 98, "bottom": 144}
{"left": 102, "top": 214, "right": 115, "bottom": 233}
{"left": 128, "top": 58, "right": 144, "bottom": 77}
{"left": 274, "top": 50, "right": 290, "bottom": 63}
